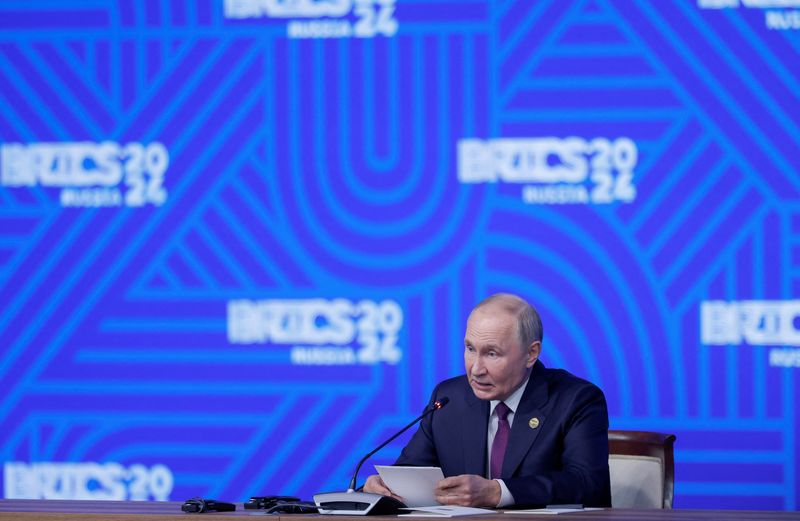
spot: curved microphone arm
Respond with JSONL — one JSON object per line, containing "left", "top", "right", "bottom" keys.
{"left": 347, "top": 396, "right": 450, "bottom": 492}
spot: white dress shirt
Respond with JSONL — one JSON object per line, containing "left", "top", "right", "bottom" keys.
{"left": 487, "top": 374, "right": 530, "bottom": 507}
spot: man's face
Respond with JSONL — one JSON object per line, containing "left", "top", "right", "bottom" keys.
{"left": 464, "top": 305, "right": 539, "bottom": 402}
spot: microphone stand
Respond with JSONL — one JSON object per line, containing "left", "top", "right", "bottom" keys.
{"left": 314, "top": 397, "right": 449, "bottom": 515}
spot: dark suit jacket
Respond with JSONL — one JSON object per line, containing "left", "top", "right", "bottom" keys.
{"left": 395, "top": 360, "right": 611, "bottom": 508}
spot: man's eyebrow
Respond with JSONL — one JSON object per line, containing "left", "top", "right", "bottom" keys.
{"left": 465, "top": 342, "right": 501, "bottom": 350}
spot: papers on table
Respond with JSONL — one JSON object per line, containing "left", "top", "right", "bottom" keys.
{"left": 375, "top": 465, "right": 445, "bottom": 508}
{"left": 509, "top": 507, "right": 605, "bottom": 514}
{"left": 373, "top": 465, "right": 603, "bottom": 517}
{"left": 400, "top": 506, "right": 496, "bottom": 517}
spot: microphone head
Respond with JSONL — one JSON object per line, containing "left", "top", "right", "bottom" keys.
{"left": 433, "top": 396, "right": 450, "bottom": 409}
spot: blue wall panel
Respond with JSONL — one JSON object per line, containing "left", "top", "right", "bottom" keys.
{"left": 1, "top": 0, "right": 798, "bottom": 510}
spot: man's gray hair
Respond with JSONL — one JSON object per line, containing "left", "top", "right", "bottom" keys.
{"left": 474, "top": 293, "right": 543, "bottom": 347}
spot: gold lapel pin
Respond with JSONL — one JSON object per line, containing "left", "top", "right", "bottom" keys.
{"left": 528, "top": 417, "right": 540, "bottom": 429}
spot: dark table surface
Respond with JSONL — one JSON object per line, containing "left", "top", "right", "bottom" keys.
{"left": 0, "top": 500, "right": 798, "bottom": 521}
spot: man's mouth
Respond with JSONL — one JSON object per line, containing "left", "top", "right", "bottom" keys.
{"left": 471, "top": 380, "right": 493, "bottom": 390}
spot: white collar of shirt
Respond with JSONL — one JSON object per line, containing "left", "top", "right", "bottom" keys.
{"left": 489, "top": 372, "right": 530, "bottom": 423}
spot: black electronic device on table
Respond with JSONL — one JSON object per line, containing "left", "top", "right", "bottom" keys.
{"left": 181, "top": 497, "right": 236, "bottom": 513}
{"left": 245, "top": 496, "right": 318, "bottom": 513}
{"left": 245, "top": 496, "right": 301, "bottom": 510}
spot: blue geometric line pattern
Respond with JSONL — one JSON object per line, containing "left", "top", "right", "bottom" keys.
{"left": 1, "top": 0, "right": 798, "bottom": 511}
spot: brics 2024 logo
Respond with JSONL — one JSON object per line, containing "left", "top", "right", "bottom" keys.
{"left": 3, "top": 462, "right": 174, "bottom": 501}
{"left": 457, "top": 137, "right": 638, "bottom": 205}
{"left": 697, "top": 0, "right": 800, "bottom": 31}
{"left": 224, "top": 0, "right": 398, "bottom": 39}
{"left": 228, "top": 298, "right": 403, "bottom": 365}
{"left": 701, "top": 300, "right": 800, "bottom": 368}
{"left": 0, "top": 142, "right": 168, "bottom": 208}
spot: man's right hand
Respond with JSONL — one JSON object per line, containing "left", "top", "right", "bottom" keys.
{"left": 363, "top": 474, "right": 403, "bottom": 501}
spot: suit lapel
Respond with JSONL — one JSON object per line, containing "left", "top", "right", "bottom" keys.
{"left": 461, "top": 388, "right": 489, "bottom": 476}
{"left": 502, "top": 361, "right": 549, "bottom": 477}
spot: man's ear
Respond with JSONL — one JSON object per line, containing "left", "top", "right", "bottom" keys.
{"left": 526, "top": 341, "right": 541, "bottom": 368}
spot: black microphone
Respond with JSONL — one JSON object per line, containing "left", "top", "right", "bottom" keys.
{"left": 314, "top": 396, "right": 450, "bottom": 516}
{"left": 348, "top": 396, "right": 449, "bottom": 492}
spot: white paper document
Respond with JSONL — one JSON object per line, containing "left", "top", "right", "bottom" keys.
{"left": 400, "top": 506, "right": 496, "bottom": 517}
{"left": 510, "top": 507, "right": 605, "bottom": 515}
{"left": 375, "top": 465, "right": 445, "bottom": 508}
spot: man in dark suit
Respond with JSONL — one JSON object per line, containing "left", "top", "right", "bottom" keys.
{"left": 363, "top": 293, "right": 611, "bottom": 508}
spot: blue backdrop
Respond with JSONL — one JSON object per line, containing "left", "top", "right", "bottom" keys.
{"left": 1, "top": 0, "right": 799, "bottom": 511}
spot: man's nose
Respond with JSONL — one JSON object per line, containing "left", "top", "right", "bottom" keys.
{"left": 471, "top": 357, "right": 486, "bottom": 375}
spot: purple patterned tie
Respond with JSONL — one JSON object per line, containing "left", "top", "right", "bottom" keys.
{"left": 490, "top": 402, "right": 511, "bottom": 479}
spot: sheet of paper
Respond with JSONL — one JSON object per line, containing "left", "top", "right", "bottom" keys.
{"left": 400, "top": 506, "right": 496, "bottom": 517}
{"left": 375, "top": 465, "right": 444, "bottom": 508}
{"left": 510, "top": 507, "right": 605, "bottom": 514}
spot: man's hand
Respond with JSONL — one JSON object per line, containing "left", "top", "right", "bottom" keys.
{"left": 434, "top": 475, "right": 501, "bottom": 508}
{"left": 363, "top": 474, "right": 403, "bottom": 501}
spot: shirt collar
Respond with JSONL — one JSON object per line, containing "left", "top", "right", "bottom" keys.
{"left": 490, "top": 372, "right": 531, "bottom": 416}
